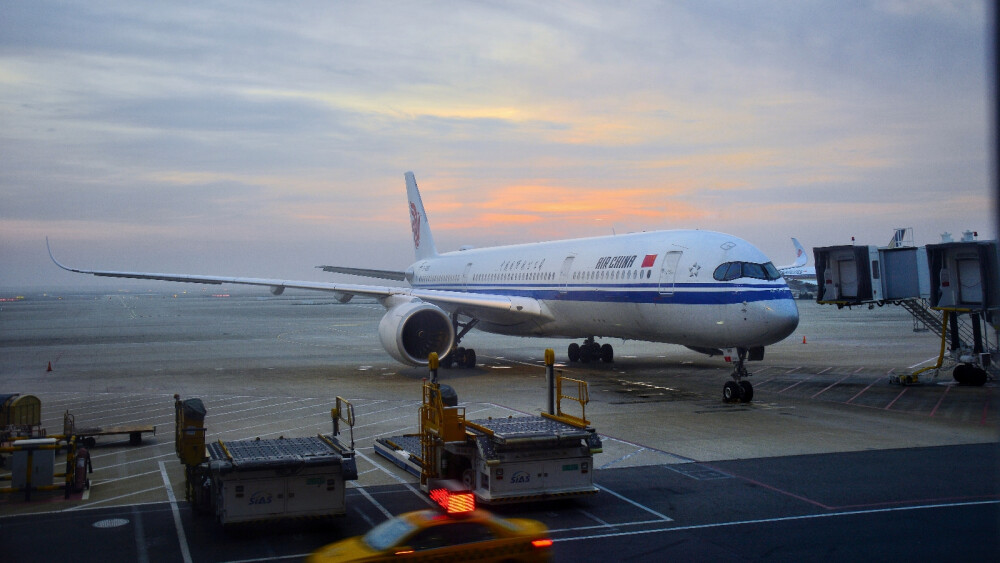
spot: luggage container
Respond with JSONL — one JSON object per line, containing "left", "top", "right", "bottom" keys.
{"left": 175, "top": 395, "right": 358, "bottom": 526}
{"left": 376, "top": 356, "right": 602, "bottom": 504}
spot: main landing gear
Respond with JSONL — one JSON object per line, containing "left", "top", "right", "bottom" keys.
{"left": 567, "top": 337, "right": 614, "bottom": 364}
{"left": 442, "top": 314, "right": 479, "bottom": 369}
{"left": 723, "top": 348, "right": 754, "bottom": 403}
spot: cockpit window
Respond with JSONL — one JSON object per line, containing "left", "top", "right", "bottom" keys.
{"left": 713, "top": 261, "right": 781, "bottom": 282}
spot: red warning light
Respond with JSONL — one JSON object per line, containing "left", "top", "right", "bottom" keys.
{"left": 532, "top": 539, "right": 554, "bottom": 548}
{"left": 430, "top": 487, "right": 475, "bottom": 514}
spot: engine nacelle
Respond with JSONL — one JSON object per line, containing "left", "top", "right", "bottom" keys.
{"left": 378, "top": 300, "right": 455, "bottom": 366}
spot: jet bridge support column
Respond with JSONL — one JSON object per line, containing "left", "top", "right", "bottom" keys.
{"left": 545, "top": 349, "right": 555, "bottom": 415}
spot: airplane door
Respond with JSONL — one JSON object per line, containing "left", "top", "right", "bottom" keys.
{"left": 657, "top": 251, "right": 683, "bottom": 295}
{"left": 559, "top": 255, "right": 576, "bottom": 293}
{"left": 462, "top": 262, "right": 473, "bottom": 291}
{"left": 956, "top": 257, "right": 983, "bottom": 304}
{"left": 837, "top": 258, "right": 859, "bottom": 298}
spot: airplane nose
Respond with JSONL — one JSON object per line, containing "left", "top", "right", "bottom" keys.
{"left": 765, "top": 296, "right": 800, "bottom": 343}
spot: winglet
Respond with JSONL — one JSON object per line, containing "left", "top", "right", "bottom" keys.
{"left": 46, "top": 237, "right": 82, "bottom": 273}
{"left": 405, "top": 172, "right": 439, "bottom": 261}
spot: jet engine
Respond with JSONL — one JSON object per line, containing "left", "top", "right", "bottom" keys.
{"left": 378, "top": 299, "right": 455, "bottom": 366}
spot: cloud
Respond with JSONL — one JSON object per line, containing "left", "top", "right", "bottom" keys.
{"left": 0, "top": 1, "right": 992, "bottom": 288}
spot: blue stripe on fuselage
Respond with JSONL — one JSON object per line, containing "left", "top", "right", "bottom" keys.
{"left": 414, "top": 283, "right": 793, "bottom": 305}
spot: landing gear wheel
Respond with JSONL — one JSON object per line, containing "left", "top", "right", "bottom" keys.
{"left": 463, "top": 348, "right": 477, "bottom": 369}
{"left": 568, "top": 343, "right": 581, "bottom": 362}
{"left": 441, "top": 352, "right": 454, "bottom": 369}
{"left": 600, "top": 343, "right": 614, "bottom": 363}
{"left": 723, "top": 381, "right": 741, "bottom": 403}
{"left": 579, "top": 344, "right": 594, "bottom": 363}
{"left": 454, "top": 347, "right": 467, "bottom": 368}
{"left": 738, "top": 381, "right": 754, "bottom": 403}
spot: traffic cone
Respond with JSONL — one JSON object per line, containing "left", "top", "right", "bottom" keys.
{"left": 802, "top": 336, "right": 807, "bottom": 344}
{"left": 47, "top": 361, "right": 53, "bottom": 372}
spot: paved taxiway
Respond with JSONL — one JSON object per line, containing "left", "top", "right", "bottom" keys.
{"left": 1, "top": 289, "right": 998, "bottom": 561}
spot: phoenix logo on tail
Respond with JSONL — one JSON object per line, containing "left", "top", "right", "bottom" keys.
{"left": 410, "top": 202, "right": 421, "bottom": 249}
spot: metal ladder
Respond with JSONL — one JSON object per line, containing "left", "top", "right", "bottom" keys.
{"left": 898, "top": 299, "right": 977, "bottom": 348}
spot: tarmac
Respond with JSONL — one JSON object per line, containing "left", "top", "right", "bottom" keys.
{"left": 1, "top": 288, "right": 998, "bottom": 561}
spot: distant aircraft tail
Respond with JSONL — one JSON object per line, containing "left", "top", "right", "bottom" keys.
{"left": 778, "top": 238, "right": 809, "bottom": 270}
{"left": 405, "top": 172, "right": 439, "bottom": 261}
{"left": 790, "top": 238, "right": 808, "bottom": 267}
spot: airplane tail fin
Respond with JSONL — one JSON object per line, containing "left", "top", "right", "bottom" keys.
{"left": 405, "top": 172, "right": 439, "bottom": 261}
{"left": 790, "top": 238, "right": 808, "bottom": 267}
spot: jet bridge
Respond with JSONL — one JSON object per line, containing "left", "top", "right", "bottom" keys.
{"left": 814, "top": 235, "right": 999, "bottom": 386}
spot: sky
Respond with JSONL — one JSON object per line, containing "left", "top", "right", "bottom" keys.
{"left": 0, "top": 1, "right": 993, "bottom": 290}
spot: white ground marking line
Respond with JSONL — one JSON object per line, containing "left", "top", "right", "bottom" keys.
{"left": 131, "top": 505, "right": 150, "bottom": 563}
{"left": 352, "top": 485, "right": 393, "bottom": 519}
{"left": 0, "top": 499, "right": 168, "bottom": 520}
{"left": 547, "top": 519, "right": 665, "bottom": 534}
{"left": 63, "top": 486, "right": 164, "bottom": 511}
{"left": 353, "top": 450, "right": 434, "bottom": 507}
{"left": 594, "top": 483, "right": 672, "bottom": 522}
{"left": 94, "top": 451, "right": 174, "bottom": 471}
{"left": 552, "top": 499, "right": 1000, "bottom": 543}
{"left": 578, "top": 508, "right": 612, "bottom": 528}
{"left": 908, "top": 356, "right": 943, "bottom": 370}
{"left": 159, "top": 461, "right": 193, "bottom": 563}
{"left": 357, "top": 425, "right": 415, "bottom": 443}
{"left": 88, "top": 469, "right": 162, "bottom": 486}
{"left": 599, "top": 447, "right": 648, "bottom": 469}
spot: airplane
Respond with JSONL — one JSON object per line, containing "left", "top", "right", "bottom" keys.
{"left": 48, "top": 172, "right": 800, "bottom": 403}
{"left": 777, "top": 238, "right": 816, "bottom": 282}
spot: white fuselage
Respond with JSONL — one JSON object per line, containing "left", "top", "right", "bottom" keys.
{"left": 407, "top": 229, "right": 799, "bottom": 350}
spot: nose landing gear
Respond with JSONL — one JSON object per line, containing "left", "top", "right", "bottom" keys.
{"left": 723, "top": 348, "right": 754, "bottom": 403}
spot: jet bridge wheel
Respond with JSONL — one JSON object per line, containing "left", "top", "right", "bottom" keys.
{"left": 953, "top": 364, "right": 987, "bottom": 386}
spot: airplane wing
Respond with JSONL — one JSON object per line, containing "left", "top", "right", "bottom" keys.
{"left": 47, "top": 239, "right": 549, "bottom": 321}
{"left": 316, "top": 265, "right": 407, "bottom": 281}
